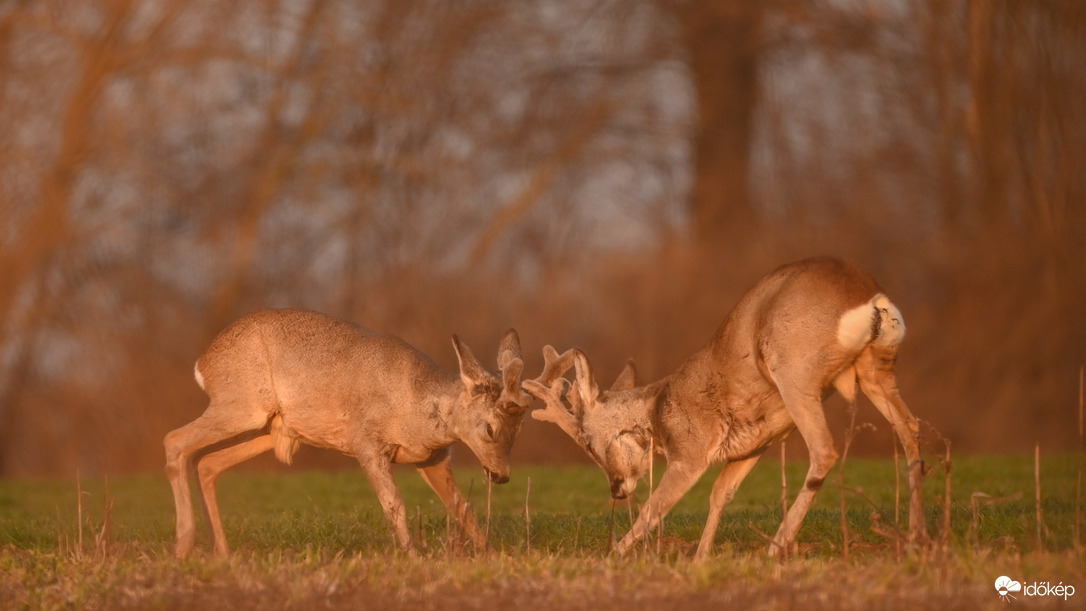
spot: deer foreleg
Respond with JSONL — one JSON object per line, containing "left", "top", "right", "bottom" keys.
{"left": 358, "top": 452, "right": 413, "bottom": 554}
{"left": 416, "top": 450, "right": 487, "bottom": 553}
{"left": 614, "top": 461, "right": 706, "bottom": 556}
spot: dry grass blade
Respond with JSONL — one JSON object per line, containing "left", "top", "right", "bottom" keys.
{"left": 969, "top": 491, "right": 1023, "bottom": 549}
{"left": 970, "top": 492, "right": 989, "bottom": 549}
{"left": 779, "top": 439, "right": 790, "bottom": 561}
{"left": 416, "top": 506, "right": 426, "bottom": 553}
{"left": 748, "top": 521, "right": 776, "bottom": 549}
{"left": 1036, "top": 443, "right": 1044, "bottom": 552}
{"left": 924, "top": 422, "right": 953, "bottom": 551}
{"left": 55, "top": 506, "right": 65, "bottom": 557}
{"left": 869, "top": 514, "right": 906, "bottom": 550}
{"left": 836, "top": 394, "right": 875, "bottom": 561}
{"left": 940, "top": 436, "right": 952, "bottom": 550}
{"left": 486, "top": 478, "right": 493, "bottom": 544}
{"left": 76, "top": 470, "right": 84, "bottom": 559}
{"left": 780, "top": 440, "right": 788, "bottom": 519}
{"left": 1076, "top": 364, "right": 1083, "bottom": 551}
{"left": 893, "top": 437, "right": 901, "bottom": 561}
{"left": 524, "top": 477, "right": 532, "bottom": 553}
{"left": 607, "top": 500, "right": 616, "bottom": 555}
{"left": 650, "top": 438, "right": 661, "bottom": 556}
{"left": 839, "top": 401, "right": 855, "bottom": 561}
{"left": 95, "top": 475, "right": 113, "bottom": 559}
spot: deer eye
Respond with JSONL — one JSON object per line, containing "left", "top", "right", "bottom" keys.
{"left": 485, "top": 423, "right": 495, "bottom": 439}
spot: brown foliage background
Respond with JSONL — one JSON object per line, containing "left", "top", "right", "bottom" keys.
{"left": 1, "top": 0, "right": 1083, "bottom": 477}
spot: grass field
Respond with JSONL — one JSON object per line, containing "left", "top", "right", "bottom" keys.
{"left": 1, "top": 452, "right": 1083, "bottom": 609}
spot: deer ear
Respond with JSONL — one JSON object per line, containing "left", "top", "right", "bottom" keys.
{"left": 499, "top": 356, "right": 532, "bottom": 410}
{"left": 646, "top": 378, "right": 669, "bottom": 410}
{"left": 496, "top": 328, "right": 522, "bottom": 368}
{"left": 452, "top": 335, "right": 489, "bottom": 388}
{"left": 572, "top": 349, "right": 600, "bottom": 407}
{"left": 610, "top": 359, "right": 637, "bottom": 391}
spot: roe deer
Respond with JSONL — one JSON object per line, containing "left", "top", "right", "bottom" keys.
{"left": 163, "top": 309, "right": 532, "bottom": 558}
{"left": 524, "top": 257, "right": 928, "bottom": 559}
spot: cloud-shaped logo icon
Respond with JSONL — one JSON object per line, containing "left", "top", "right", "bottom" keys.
{"left": 995, "top": 576, "right": 1022, "bottom": 601}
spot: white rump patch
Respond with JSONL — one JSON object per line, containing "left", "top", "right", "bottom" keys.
{"left": 193, "top": 361, "right": 206, "bottom": 391}
{"left": 873, "top": 295, "right": 906, "bottom": 346}
{"left": 837, "top": 301, "right": 876, "bottom": 351}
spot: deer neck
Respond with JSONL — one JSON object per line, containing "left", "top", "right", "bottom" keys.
{"left": 437, "top": 377, "right": 487, "bottom": 445}
{"left": 611, "top": 376, "right": 669, "bottom": 450}
{"left": 643, "top": 376, "right": 671, "bottom": 447}
{"left": 400, "top": 372, "right": 463, "bottom": 447}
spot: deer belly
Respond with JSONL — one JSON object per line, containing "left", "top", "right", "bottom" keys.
{"left": 391, "top": 445, "right": 441, "bottom": 464}
{"left": 714, "top": 402, "right": 795, "bottom": 461}
{"left": 279, "top": 410, "right": 353, "bottom": 455}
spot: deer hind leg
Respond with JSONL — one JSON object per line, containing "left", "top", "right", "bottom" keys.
{"left": 163, "top": 405, "right": 270, "bottom": 559}
{"left": 615, "top": 460, "right": 707, "bottom": 556}
{"left": 196, "top": 434, "right": 276, "bottom": 557}
{"left": 769, "top": 379, "right": 838, "bottom": 558}
{"left": 416, "top": 449, "right": 487, "bottom": 553}
{"left": 856, "top": 345, "right": 928, "bottom": 544}
{"left": 694, "top": 452, "right": 764, "bottom": 561}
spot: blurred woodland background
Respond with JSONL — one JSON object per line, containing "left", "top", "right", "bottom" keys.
{"left": 1, "top": 0, "right": 1084, "bottom": 477}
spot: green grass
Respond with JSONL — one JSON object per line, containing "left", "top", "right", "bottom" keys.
{"left": 3, "top": 453, "right": 1078, "bottom": 555}
{"left": 0, "top": 453, "right": 1083, "bottom": 609}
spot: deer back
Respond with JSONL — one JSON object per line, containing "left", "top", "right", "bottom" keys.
{"left": 701, "top": 257, "right": 889, "bottom": 394}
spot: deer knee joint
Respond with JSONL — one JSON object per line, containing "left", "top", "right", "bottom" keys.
{"left": 165, "top": 462, "right": 180, "bottom": 479}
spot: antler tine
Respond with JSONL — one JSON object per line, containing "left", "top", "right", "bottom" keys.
{"left": 532, "top": 345, "right": 576, "bottom": 386}
{"left": 524, "top": 377, "right": 583, "bottom": 440}
{"left": 523, "top": 345, "right": 582, "bottom": 442}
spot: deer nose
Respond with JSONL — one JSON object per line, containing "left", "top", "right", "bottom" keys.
{"left": 486, "top": 468, "right": 509, "bottom": 484}
{"left": 611, "top": 478, "right": 637, "bottom": 499}
{"left": 610, "top": 481, "right": 628, "bottom": 499}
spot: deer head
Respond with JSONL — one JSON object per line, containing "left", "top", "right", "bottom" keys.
{"left": 451, "top": 328, "right": 532, "bottom": 484}
{"left": 525, "top": 346, "right": 664, "bottom": 499}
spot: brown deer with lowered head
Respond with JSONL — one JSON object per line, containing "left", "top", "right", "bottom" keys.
{"left": 164, "top": 309, "right": 532, "bottom": 558}
{"left": 525, "top": 257, "right": 928, "bottom": 558}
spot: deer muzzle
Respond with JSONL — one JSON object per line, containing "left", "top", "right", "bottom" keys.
{"left": 610, "top": 477, "right": 638, "bottom": 500}
{"left": 485, "top": 468, "right": 510, "bottom": 484}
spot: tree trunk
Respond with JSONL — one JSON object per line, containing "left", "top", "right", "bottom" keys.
{"left": 672, "top": 1, "right": 763, "bottom": 243}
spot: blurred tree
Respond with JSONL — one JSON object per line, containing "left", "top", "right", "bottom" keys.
{"left": 0, "top": 0, "right": 187, "bottom": 473}
{"left": 667, "top": 0, "right": 763, "bottom": 241}
{"left": 0, "top": 0, "right": 688, "bottom": 475}
{"left": 966, "top": 1, "right": 1085, "bottom": 258}
{"left": 0, "top": 0, "right": 1083, "bottom": 476}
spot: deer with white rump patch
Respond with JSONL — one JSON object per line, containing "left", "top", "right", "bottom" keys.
{"left": 164, "top": 309, "right": 532, "bottom": 558}
{"left": 525, "top": 257, "right": 928, "bottom": 558}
